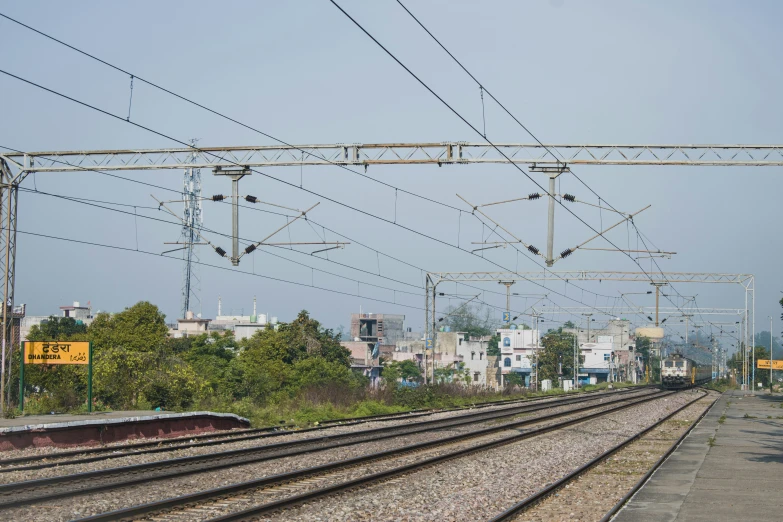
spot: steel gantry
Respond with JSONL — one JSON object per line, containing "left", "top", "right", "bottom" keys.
{"left": 0, "top": 142, "right": 773, "bottom": 411}
{"left": 5, "top": 143, "right": 783, "bottom": 170}
{"left": 424, "top": 271, "right": 755, "bottom": 388}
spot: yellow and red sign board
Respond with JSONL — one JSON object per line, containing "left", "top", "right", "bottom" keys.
{"left": 24, "top": 341, "right": 90, "bottom": 365}
{"left": 757, "top": 359, "right": 783, "bottom": 370}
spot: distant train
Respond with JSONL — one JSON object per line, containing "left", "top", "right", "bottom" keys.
{"left": 661, "top": 353, "right": 712, "bottom": 389}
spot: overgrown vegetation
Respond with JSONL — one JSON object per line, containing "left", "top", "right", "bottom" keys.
{"left": 15, "top": 303, "right": 546, "bottom": 425}
{"left": 704, "top": 379, "right": 735, "bottom": 393}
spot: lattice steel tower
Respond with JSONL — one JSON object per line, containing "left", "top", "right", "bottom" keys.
{"left": 181, "top": 145, "right": 203, "bottom": 318}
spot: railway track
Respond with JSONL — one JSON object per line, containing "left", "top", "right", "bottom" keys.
{"left": 0, "top": 387, "right": 656, "bottom": 514}
{"left": 490, "top": 390, "right": 715, "bottom": 521}
{"left": 0, "top": 385, "right": 648, "bottom": 473}
{"left": 69, "top": 389, "right": 673, "bottom": 521}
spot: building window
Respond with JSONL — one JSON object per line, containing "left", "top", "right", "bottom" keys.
{"left": 479, "top": 352, "right": 483, "bottom": 360}
{"left": 603, "top": 354, "right": 610, "bottom": 361}
{"left": 503, "top": 337, "right": 511, "bottom": 347}
{"left": 471, "top": 352, "right": 475, "bottom": 360}
{"left": 504, "top": 357, "right": 511, "bottom": 367}
{"left": 459, "top": 338, "right": 463, "bottom": 346}
{"left": 516, "top": 354, "right": 522, "bottom": 361}
{"left": 473, "top": 372, "right": 480, "bottom": 382}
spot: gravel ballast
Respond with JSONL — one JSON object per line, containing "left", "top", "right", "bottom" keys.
{"left": 0, "top": 390, "right": 655, "bottom": 521}
{"left": 255, "top": 391, "right": 699, "bottom": 522}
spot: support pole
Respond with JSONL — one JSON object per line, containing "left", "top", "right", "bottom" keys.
{"left": 546, "top": 175, "right": 556, "bottom": 267}
{"left": 655, "top": 285, "right": 660, "bottom": 326}
{"left": 0, "top": 161, "right": 19, "bottom": 416}
{"left": 431, "top": 282, "right": 438, "bottom": 385}
{"left": 231, "top": 175, "right": 240, "bottom": 266}
{"left": 424, "top": 275, "right": 431, "bottom": 386}
{"left": 88, "top": 342, "right": 93, "bottom": 413}
{"left": 18, "top": 342, "right": 24, "bottom": 412}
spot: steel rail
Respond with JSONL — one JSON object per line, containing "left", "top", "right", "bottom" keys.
{"left": 78, "top": 391, "right": 673, "bottom": 522}
{"left": 199, "top": 391, "right": 676, "bottom": 522}
{"left": 489, "top": 391, "right": 716, "bottom": 521}
{"left": 0, "top": 389, "right": 657, "bottom": 509}
{"left": 597, "top": 388, "right": 720, "bottom": 522}
{"left": 0, "top": 386, "right": 649, "bottom": 472}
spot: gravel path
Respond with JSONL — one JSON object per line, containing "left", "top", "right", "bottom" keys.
{"left": 254, "top": 391, "right": 697, "bottom": 522}
{"left": 517, "top": 391, "right": 717, "bottom": 522}
{"left": 0, "top": 390, "right": 655, "bottom": 521}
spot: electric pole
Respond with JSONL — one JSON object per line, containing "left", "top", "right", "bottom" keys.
{"left": 499, "top": 281, "right": 515, "bottom": 325}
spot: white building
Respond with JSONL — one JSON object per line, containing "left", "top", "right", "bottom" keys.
{"left": 21, "top": 301, "right": 94, "bottom": 340}
{"left": 497, "top": 328, "right": 540, "bottom": 387}
{"left": 171, "top": 311, "right": 211, "bottom": 338}
{"left": 456, "top": 336, "right": 491, "bottom": 386}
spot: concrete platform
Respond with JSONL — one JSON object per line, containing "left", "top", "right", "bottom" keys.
{"left": 0, "top": 410, "right": 250, "bottom": 451}
{"left": 614, "top": 390, "right": 783, "bottom": 522}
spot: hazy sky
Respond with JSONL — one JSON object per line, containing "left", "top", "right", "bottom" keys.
{"left": 1, "top": 0, "right": 780, "bottom": 352}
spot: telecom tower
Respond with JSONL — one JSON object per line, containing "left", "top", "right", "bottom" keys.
{"left": 180, "top": 145, "right": 203, "bottom": 318}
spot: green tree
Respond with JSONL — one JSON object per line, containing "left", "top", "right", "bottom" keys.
{"left": 441, "top": 303, "right": 497, "bottom": 338}
{"left": 237, "top": 310, "right": 353, "bottom": 401}
{"left": 381, "top": 359, "right": 422, "bottom": 387}
{"left": 536, "top": 328, "right": 581, "bottom": 385}
{"left": 180, "top": 332, "right": 242, "bottom": 403}
{"left": 88, "top": 302, "right": 194, "bottom": 409}
{"left": 635, "top": 336, "right": 660, "bottom": 382}
{"left": 505, "top": 372, "right": 525, "bottom": 388}
{"left": 21, "top": 317, "right": 90, "bottom": 411}
{"left": 487, "top": 333, "right": 501, "bottom": 356}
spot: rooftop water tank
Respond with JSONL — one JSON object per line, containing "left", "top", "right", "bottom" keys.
{"left": 271, "top": 316, "right": 278, "bottom": 325}
{"left": 250, "top": 315, "right": 257, "bottom": 323}
{"left": 258, "top": 314, "right": 267, "bottom": 325}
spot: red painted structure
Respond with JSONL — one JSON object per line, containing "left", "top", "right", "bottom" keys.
{"left": 0, "top": 412, "right": 250, "bottom": 451}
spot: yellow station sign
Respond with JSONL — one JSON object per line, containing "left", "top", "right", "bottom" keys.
{"left": 757, "top": 359, "right": 783, "bottom": 370}
{"left": 25, "top": 341, "right": 90, "bottom": 365}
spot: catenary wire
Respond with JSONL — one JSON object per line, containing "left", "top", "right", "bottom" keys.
{"left": 0, "top": 16, "right": 661, "bottom": 313}
{"left": 339, "top": 0, "right": 698, "bottom": 319}
{"left": 0, "top": 71, "right": 629, "bottom": 322}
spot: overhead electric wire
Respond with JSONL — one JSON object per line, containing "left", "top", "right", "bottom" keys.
{"left": 13, "top": 227, "right": 428, "bottom": 312}
{"left": 0, "top": 17, "right": 649, "bottom": 316}
{"left": 0, "top": 11, "right": 465, "bottom": 214}
{"left": 17, "top": 181, "right": 555, "bottom": 323}
{"left": 380, "top": 0, "right": 700, "bottom": 318}
{"left": 2, "top": 9, "right": 710, "bottom": 329}
{"left": 0, "top": 71, "right": 630, "bottom": 323}
{"left": 0, "top": 143, "right": 539, "bottom": 308}
{"left": 17, "top": 186, "right": 427, "bottom": 300}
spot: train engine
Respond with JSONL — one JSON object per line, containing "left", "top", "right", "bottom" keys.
{"left": 661, "top": 353, "right": 711, "bottom": 389}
